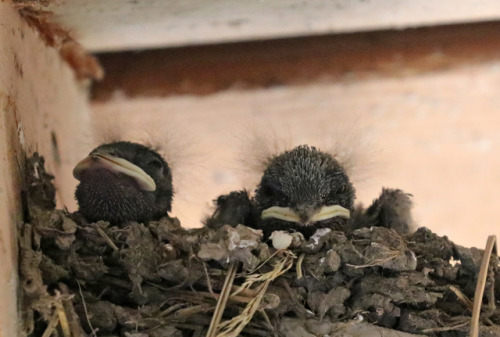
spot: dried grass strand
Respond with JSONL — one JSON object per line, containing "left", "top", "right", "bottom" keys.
{"left": 346, "top": 246, "right": 401, "bottom": 269}
{"left": 41, "top": 313, "right": 59, "bottom": 337}
{"left": 207, "top": 261, "right": 238, "bottom": 337}
{"left": 54, "top": 292, "right": 71, "bottom": 337}
{"left": 422, "top": 321, "right": 469, "bottom": 333}
{"left": 470, "top": 235, "right": 497, "bottom": 337}
{"left": 77, "top": 280, "right": 97, "bottom": 337}
{"left": 95, "top": 226, "right": 119, "bottom": 252}
{"left": 216, "top": 251, "right": 295, "bottom": 337}
{"left": 449, "top": 285, "right": 473, "bottom": 310}
{"left": 296, "top": 253, "right": 305, "bottom": 279}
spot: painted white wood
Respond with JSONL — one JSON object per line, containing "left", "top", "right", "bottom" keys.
{"left": 51, "top": 0, "right": 500, "bottom": 52}
{"left": 0, "top": 3, "right": 92, "bottom": 335}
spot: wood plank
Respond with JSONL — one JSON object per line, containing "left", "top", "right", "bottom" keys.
{"left": 51, "top": 0, "right": 500, "bottom": 52}
{"left": 92, "top": 21, "right": 500, "bottom": 100}
{"left": 0, "top": 3, "right": 91, "bottom": 336}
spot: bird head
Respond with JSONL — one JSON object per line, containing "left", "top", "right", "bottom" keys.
{"left": 254, "top": 145, "right": 355, "bottom": 234}
{"left": 73, "top": 141, "right": 173, "bottom": 224}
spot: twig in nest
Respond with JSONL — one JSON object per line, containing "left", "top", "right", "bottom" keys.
{"left": 41, "top": 313, "right": 59, "bottom": 337}
{"left": 160, "top": 303, "right": 188, "bottom": 317}
{"left": 206, "top": 261, "right": 238, "bottom": 337}
{"left": 278, "top": 279, "right": 311, "bottom": 319}
{"left": 230, "top": 285, "right": 257, "bottom": 298}
{"left": 202, "top": 260, "right": 216, "bottom": 298}
{"left": 231, "top": 251, "right": 295, "bottom": 297}
{"left": 77, "top": 280, "right": 97, "bottom": 337}
{"left": 346, "top": 246, "right": 401, "bottom": 269}
{"left": 449, "top": 285, "right": 473, "bottom": 310}
{"left": 174, "top": 304, "right": 213, "bottom": 319}
{"left": 470, "top": 235, "right": 497, "bottom": 337}
{"left": 422, "top": 320, "right": 469, "bottom": 333}
{"left": 259, "top": 310, "right": 276, "bottom": 335}
{"left": 174, "top": 289, "right": 257, "bottom": 305}
{"left": 484, "top": 318, "right": 495, "bottom": 326}
{"left": 296, "top": 253, "right": 305, "bottom": 279}
{"left": 249, "top": 250, "right": 282, "bottom": 274}
{"left": 54, "top": 291, "right": 71, "bottom": 337}
{"left": 216, "top": 250, "right": 295, "bottom": 337}
{"left": 59, "top": 283, "right": 87, "bottom": 337}
{"left": 95, "top": 227, "right": 119, "bottom": 252}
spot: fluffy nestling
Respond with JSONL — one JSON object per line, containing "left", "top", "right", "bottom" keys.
{"left": 253, "top": 145, "right": 355, "bottom": 238}
{"left": 352, "top": 188, "right": 415, "bottom": 235}
{"left": 73, "top": 141, "right": 173, "bottom": 224}
{"left": 207, "top": 145, "right": 355, "bottom": 238}
{"left": 207, "top": 145, "right": 415, "bottom": 238}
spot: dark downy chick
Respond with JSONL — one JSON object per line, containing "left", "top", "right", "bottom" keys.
{"left": 207, "top": 145, "right": 416, "bottom": 238}
{"left": 352, "top": 188, "right": 415, "bottom": 235}
{"left": 207, "top": 145, "right": 355, "bottom": 238}
{"left": 205, "top": 190, "right": 253, "bottom": 229}
{"left": 254, "top": 145, "right": 355, "bottom": 238}
{"left": 73, "top": 141, "right": 173, "bottom": 224}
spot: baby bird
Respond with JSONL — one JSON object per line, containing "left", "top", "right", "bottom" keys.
{"left": 207, "top": 145, "right": 415, "bottom": 238}
{"left": 352, "top": 188, "right": 415, "bottom": 235}
{"left": 73, "top": 141, "right": 173, "bottom": 224}
{"left": 207, "top": 145, "right": 355, "bottom": 238}
{"left": 253, "top": 145, "right": 355, "bottom": 238}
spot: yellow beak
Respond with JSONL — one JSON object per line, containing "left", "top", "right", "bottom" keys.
{"left": 73, "top": 153, "right": 156, "bottom": 192}
{"left": 261, "top": 204, "right": 350, "bottom": 223}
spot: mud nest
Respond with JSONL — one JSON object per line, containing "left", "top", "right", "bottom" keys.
{"left": 19, "top": 154, "right": 500, "bottom": 337}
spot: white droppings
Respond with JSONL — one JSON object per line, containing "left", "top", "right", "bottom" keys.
{"left": 33, "top": 162, "right": 40, "bottom": 179}
{"left": 409, "top": 250, "right": 417, "bottom": 263}
{"left": 309, "top": 228, "right": 331, "bottom": 245}
{"left": 227, "top": 227, "right": 260, "bottom": 250}
{"left": 270, "top": 230, "right": 293, "bottom": 250}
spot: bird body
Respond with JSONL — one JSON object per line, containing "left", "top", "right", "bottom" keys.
{"left": 73, "top": 142, "right": 173, "bottom": 224}
{"left": 207, "top": 145, "right": 415, "bottom": 237}
{"left": 253, "top": 145, "right": 355, "bottom": 237}
{"left": 207, "top": 145, "right": 355, "bottom": 237}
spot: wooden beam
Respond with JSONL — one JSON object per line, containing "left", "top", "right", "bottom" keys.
{"left": 51, "top": 0, "right": 500, "bottom": 52}
{"left": 92, "top": 21, "right": 500, "bottom": 101}
{"left": 0, "top": 3, "right": 91, "bottom": 336}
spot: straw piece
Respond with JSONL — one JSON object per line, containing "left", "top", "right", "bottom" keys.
{"left": 470, "top": 235, "right": 497, "bottom": 337}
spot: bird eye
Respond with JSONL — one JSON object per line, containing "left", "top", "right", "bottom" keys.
{"left": 337, "top": 185, "right": 347, "bottom": 194}
{"left": 147, "top": 158, "right": 163, "bottom": 170}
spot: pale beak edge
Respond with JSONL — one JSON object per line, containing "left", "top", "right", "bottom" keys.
{"left": 73, "top": 153, "right": 156, "bottom": 192}
{"left": 261, "top": 205, "right": 350, "bottom": 223}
